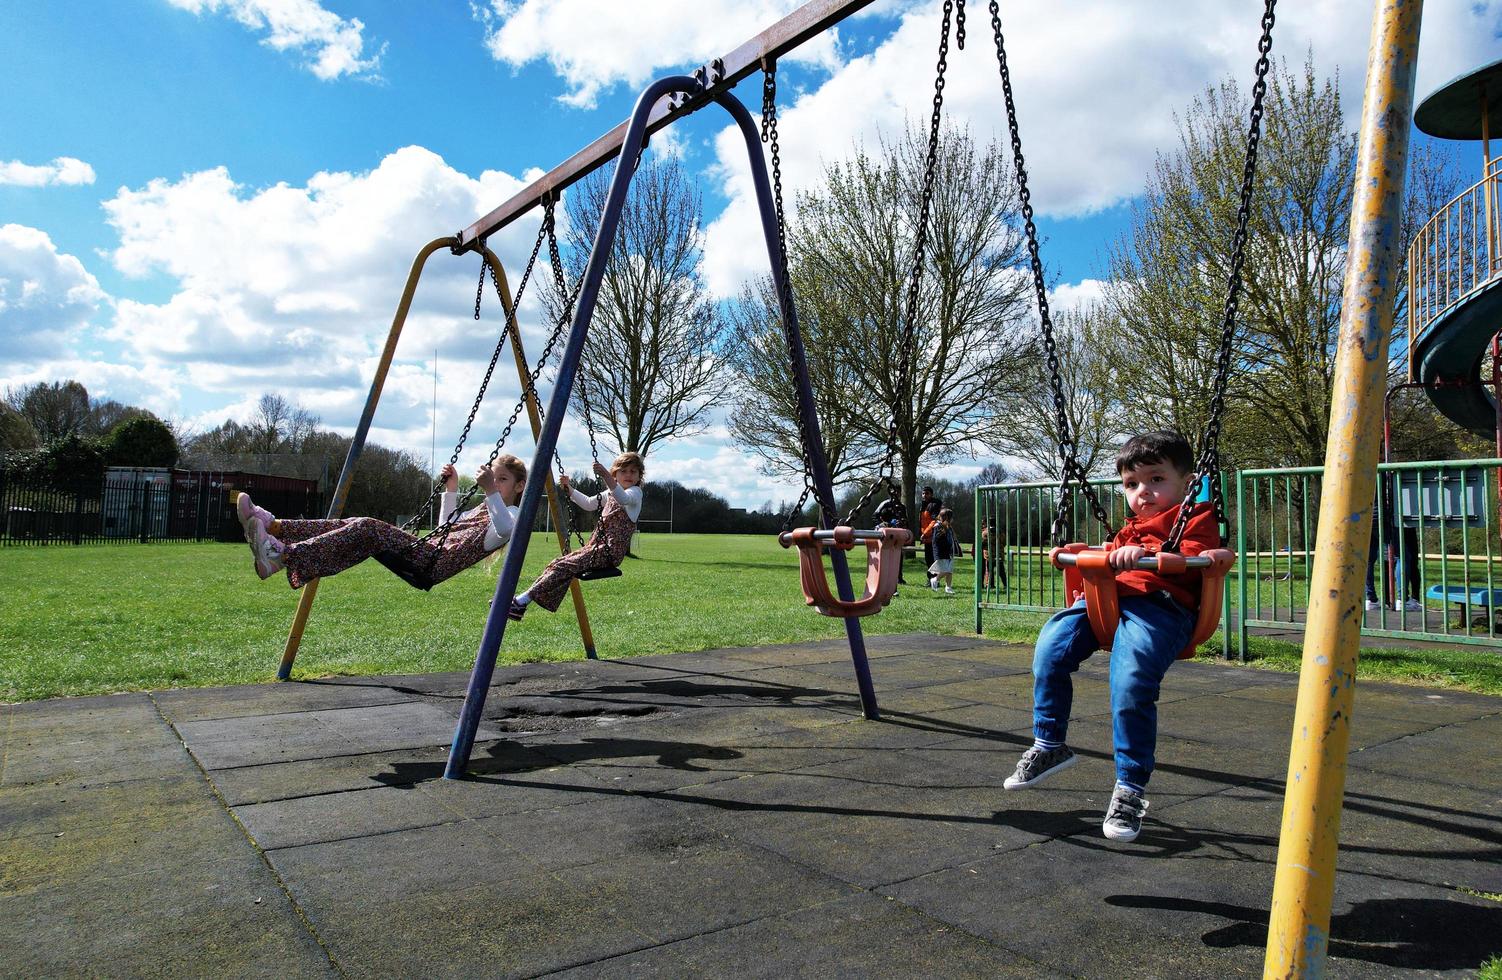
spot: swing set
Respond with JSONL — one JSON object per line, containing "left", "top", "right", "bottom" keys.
{"left": 273, "top": 1, "right": 1429, "bottom": 971}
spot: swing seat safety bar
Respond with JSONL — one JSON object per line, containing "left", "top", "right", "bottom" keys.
{"left": 780, "top": 525, "right": 912, "bottom": 617}
{"left": 1049, "top": 543, "right": 1237, "bottom": 659}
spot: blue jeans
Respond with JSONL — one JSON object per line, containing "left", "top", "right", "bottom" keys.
{"left": 1031, "top": 594, "right": 1194, "bottom": 788}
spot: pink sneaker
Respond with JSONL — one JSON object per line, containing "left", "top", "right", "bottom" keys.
{"left": 235, "top": 493, "right": 277, "bottom": 540}
{"left": 247, "top": 518, "right": 285, "bottom": 579}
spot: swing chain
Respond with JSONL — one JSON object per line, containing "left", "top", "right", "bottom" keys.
{"left": 761, "top": 61, "right": 834, "bottom": 532}
{"left": 985, "top": 0, "right": 1115, "bottom": 546}
{"left": 840, "top": 0, "right": 955, "bottom": 529}
{"left": 541, "top": 206, "right": 604, "bottom": 468}
{"left": 422, "top": 201, "right": 581, "bottom": 549}
{"left": 1163, "top": 0, "right": 1275, "bottom": 553}
{"left": 400, "top": 219, "right": 548, "bottom": 540}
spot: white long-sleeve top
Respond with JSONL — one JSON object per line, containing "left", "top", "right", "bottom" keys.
{"left": 568, "top": 483, "right": 642, "bottom": 523}
{"left": 439, "top": 491, "right": 518, "bottom": 552}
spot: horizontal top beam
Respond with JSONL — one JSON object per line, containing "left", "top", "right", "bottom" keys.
{"left": 455, "top": 0, "right": 876, "bottom": 251}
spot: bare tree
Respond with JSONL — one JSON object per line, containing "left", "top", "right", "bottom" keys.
{"left": 989, "top": 305, "right": 1126, "bottom": 477}
{"left": 250, "top": 393, "right": 320, "bottom": 455}
{"left": 725, "top": 276, "right": 877, "bottom": 492}
{"left": 729, "top": 124, "right": 1035, "bottom": 522}
{"left": 551, "top": 159, "right": 729, "bottom": 458}
{"left": 1104, "top": 58, "right": 1472, "bottom": 469}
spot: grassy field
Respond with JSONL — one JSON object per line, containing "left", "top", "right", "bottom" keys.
{"left": 2, "top": 533, "right": 1501, "bottom": 701}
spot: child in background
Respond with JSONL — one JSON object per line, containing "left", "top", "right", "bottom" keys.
{"left": 1003, "top": 430, "right": 1218, "bottom": 843}
{"left": 928, "top": 507, "right": 962, "bottom": 594}
{"left": 238, "top": 458, "right": 525, "bottom": 589}
{"left": 508, "top": 452, "right": 644, "bottom": 620}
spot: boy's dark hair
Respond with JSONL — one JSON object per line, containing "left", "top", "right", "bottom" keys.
{"left": 1116, "top": 430, "right": 1194, "bottom": 476}
{"left": 938, "top": 507, "right": 954, "bottom": 520}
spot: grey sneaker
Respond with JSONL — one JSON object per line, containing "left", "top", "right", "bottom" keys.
{"left": 1102, "top": 785, "right": 1149, "bottom": 842}
{"left": 1003, "top": 744, "right": 1076, "bottom": 790}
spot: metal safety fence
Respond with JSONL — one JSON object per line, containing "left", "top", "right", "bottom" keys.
{"left": 976, "top": 459, "right": 1502, "bottom": 659}
{"left": 0, "top": 471, "right": 323, "bottom": 546}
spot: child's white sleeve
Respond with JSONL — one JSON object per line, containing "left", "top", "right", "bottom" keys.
{"left": 568, "top": 486, "right": 600, "bottom": 511}
{"left": 481, "top": 494, "right": 516, "bottom": 551}
{"left": 439, "top": 490, "right": 459, "bottom": 525}
{"left": 610, "top": 485, "right": 643, "bottom": 522}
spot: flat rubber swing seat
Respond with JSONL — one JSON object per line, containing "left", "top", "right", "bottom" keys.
{"left": 1049, "top": 543, "right": 1237, "bottom": 659}
{"left": 780, "top": 525, "right": 912, "bottom": 618}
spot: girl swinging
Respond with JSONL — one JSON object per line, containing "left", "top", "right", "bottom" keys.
{"left": 238, "top": 457, "right": 526, "bottom": 589}
{"left": 507, "top": 451, "right": 644, "bottom": 620}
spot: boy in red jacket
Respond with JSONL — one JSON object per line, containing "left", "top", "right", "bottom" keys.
{"left": 1002, "top": 430, "right": 1219, "bottom": 842}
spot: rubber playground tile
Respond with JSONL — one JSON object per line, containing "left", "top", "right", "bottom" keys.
{"left": 0, "top": 771, "right": 215, "bottom": 842}
{"left": 548, "top": 891, "right": 1056, "bottom": 980}
{"left": 477, "top": 793, "right": 730, "bottom": 878}
{"left": 292, "top": 871, "right": 654, "bottom": 979}
{"left": 1351, "top": 712, "right": 1502, "bottom": 787}
{"left": 564, "top": 840, "right": 859, "bottom": 946}
{"left": 5, "top": 691, "right": 161, "bottom": 736}
{"left": 412, "top": 761, "right": 619, "bottom": 819}
{"left": 151, "top": 678, "right": 420, "bottom": 724}
{"left": 0, "top": 851, "right": 333, "bottom": 979}
{"left": 798, "top": 651, "right": 1020, "bottom": 690}
{"left": 660, "top": 764, "right": 1052, "bottom": 889}
{"left": 0, "top": 736, "right": 194, "bottom": 788}
{"left": 232, "top": 782, "right": 465, "bottom": 851}
{"left": 879, "top": 840, "right": 1279, "bottom": 978}
{"left": 1217, "top": 679, "right": 1500, "bottom": 726}
{"left": 1153, "top": 692, "right": 1443, "bottom": 752}
{"left": 1, "top": 788, "right": 251, "bottom": 896}
{"left": 176, "top": 699, "right": 502, "bottom": 769}
{"left": 266, "top": 817, "right": 538, "bottom": 909}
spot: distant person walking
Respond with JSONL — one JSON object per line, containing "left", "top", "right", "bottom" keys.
{"left": 918, "top": 486, "right": 943, "bottom": 587}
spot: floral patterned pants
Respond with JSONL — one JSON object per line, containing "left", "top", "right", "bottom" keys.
{"left": 278, "top": 515, "right": 491, "bottom": 590}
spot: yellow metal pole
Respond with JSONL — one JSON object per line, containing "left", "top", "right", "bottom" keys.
{"left": 278, "top": 238, "right": 456, "bottom": 680}
{"left": 479, "top": 246, "right": 599, "bottom": 659}
{"left": 1264, "top": 1, "right": 1423, "bottom": 976}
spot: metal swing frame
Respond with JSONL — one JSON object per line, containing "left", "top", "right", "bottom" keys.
{"left": 443, "top": 74, "right": 883, "bottom": 779}
{"left": 276, "top": 238, "right": 599, "bottom": 680}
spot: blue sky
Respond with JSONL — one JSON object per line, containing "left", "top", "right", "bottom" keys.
{"left": 2, "top": 1, "right": 1499, "bottom": 509}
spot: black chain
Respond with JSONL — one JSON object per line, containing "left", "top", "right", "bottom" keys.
{"left": 416, "top": 201, "right": 581, "bottom": 554}
{"left": 841, "top": 0, "right": 956, "bottom": 528}
{"left": 985, "top": 0, "right": 1114, "bottom": 546}
{"left": 399, "top": 218, "right": 548, "bottom": 545}
{"left": 761, "top": 61, "right": 833, "bottom": 532}
{"left": 1163, "top": 0, "right": 1275, "bottom": 552}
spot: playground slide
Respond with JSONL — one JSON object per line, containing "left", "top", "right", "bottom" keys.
{"left": 1410, "top": 274, "right": 1502, "bottom": 437}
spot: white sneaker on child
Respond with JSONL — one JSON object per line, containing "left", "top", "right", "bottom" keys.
{"left": 247, "top": 518, "right": 285, "bottom": 579}
{"left": 944, "top": 586, "right": 955, "bottom": 594}
{"left": 1364, "top": 598, "right": 1379, "bottom": 611}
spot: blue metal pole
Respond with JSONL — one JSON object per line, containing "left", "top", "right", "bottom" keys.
{"left": 446, "top": 76, "right": 703, "bottom": 779}
{"left": 713, "top": 91, "right": 881, "bottom": 720}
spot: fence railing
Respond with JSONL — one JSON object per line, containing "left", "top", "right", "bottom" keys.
{"left": 976, "top": 459, "right": 1502, "bottom": 659}
{"left": 1408, "top": 156, "right": 1502, "bottom": 378}
{"left": 1238, "top": 459, "right": 1502, "bottom": 650}
{"left": 0, "top": 472, "right": 323, "bottom": 546}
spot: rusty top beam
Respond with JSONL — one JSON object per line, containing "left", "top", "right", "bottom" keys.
{"left": 455, "top": 0, "right": 876, "bottom": 251}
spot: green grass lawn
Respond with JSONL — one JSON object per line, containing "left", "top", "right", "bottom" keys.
{"left": 3, "top": 533, "right": 1501, "bottom": 702}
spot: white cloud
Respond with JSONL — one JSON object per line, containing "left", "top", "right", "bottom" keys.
{"left": 95, "top": 147, "right": 613, "bottom": 474}
{"left": 700, "top": 0, "right": 1502, "bottom": 297}
{"left": 473, "top": 0, "right": 843, "bottom": 109}
{"left": 0, "top": 157, "right": 96, "bottom": 187}
{"left": 1049, "top": 279, "right": 1108, "bottom": 314}
{"left": 0, "top": 225, "right": 109, "bottom": 361}
{"left": 166, "top": 0, "right": 383, "bottom": 80}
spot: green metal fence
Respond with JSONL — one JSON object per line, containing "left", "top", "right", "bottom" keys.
{"left": 975, "top": 459, "right": 1502, "bottom": 660}
{"left": 1238, "top": 459, "right": 1502, "bottom": 651}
